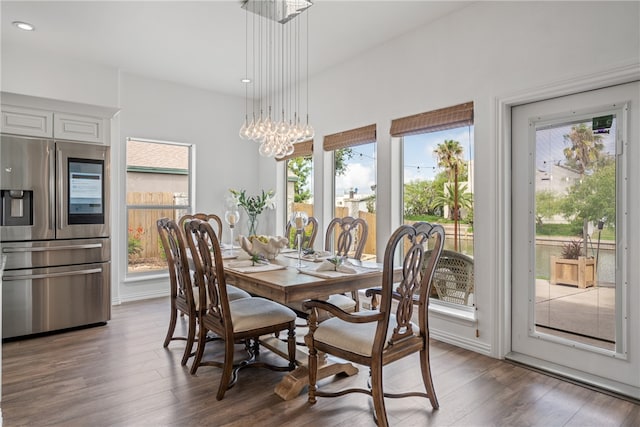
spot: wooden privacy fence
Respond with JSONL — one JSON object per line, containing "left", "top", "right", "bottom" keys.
{"left": 292, "top": 202, "right": 314, "bottom": 218}
{"left": 127, "top": 192, "right": 177, "bottom": 259}
{"left": 358, "top": 210, "right": 377, "bottom": 256}
{"left": 294, "top": 203, "right": 378, "bottom": 257}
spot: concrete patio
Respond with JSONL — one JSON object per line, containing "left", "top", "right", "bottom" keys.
{"left": 535, "top": 279, "right": 615, "bottom": 350}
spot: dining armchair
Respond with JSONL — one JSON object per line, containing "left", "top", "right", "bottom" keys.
{"left": 303, "top": 222, "right": 445, "bottom": 427}
{"left": 184, "top": 219, "right": 297, "bottom": 400}
{"left": 285, "top": 215, "right": 318, "bottom": 250}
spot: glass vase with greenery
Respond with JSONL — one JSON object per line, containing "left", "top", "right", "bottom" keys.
{"left": 229, "top": 189, "right": 276, "bottom": 236}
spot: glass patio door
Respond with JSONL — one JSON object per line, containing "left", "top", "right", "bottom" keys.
{"left": 509, "top": 81, "right": 640, "bottom": 398}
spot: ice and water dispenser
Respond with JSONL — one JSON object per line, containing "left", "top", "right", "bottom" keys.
{"left": 1, "top": 189, "right": 34, "bottom": 227}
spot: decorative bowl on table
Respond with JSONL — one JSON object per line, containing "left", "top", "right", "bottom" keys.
{"left": 239, "top": 235, "right": 288, "bottom": 260}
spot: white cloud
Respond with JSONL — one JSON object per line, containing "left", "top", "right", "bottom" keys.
{"left": 336, "top": 162, "right": 376, "bottom": 195}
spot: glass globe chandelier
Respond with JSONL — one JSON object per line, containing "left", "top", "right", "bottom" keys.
{"left": 239, "top": 0, "right": 314, "bottom": 159}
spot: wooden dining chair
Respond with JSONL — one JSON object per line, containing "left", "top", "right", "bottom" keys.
{"left": 184, "top": 219, "right": 297, "bottom": 400}
{"left": 179, "top": 213, "right": 223, "bottom": 237}
{"left": 157, "top": 217, "right": 201, "bottom": 366}
{"left": 325, "top": 216, "right": 368, "bottom": 260}
{"left": 285, "top": 216, "right": 368, "bottom": 321}
{"left": 303, "top": 222, "right": 445, "bottom": 427}
{"left": 285, "top": 215, "right": 318, "bottom": 250}
{"left": 179, "top": 212, "right": 251, "bottom": 302}
{"left": 323, "top": 216, "right": 369, "bottom": 312}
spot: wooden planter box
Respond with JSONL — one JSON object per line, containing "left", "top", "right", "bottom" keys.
{"left": 549, "top": 256, "right": 596, "bottom": 288}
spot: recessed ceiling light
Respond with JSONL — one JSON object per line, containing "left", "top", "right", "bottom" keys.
{"left": 12, "top": 21, "right": 35, "bottom": 31}
{"left": 241, "top": 78, "right": 251, "bottom": 83}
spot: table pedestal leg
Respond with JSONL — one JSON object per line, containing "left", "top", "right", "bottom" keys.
{"left": 260, "top": 336, "right": 359, "bottom": 401}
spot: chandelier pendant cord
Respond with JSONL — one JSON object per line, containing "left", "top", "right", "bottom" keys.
{"left": 239, "top": 0, "right": 315, "bottom": 158}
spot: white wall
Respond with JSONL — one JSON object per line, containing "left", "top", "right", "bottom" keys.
{"left": 1, "top": 43, "right": 120, "bottom": 108}
{"left": 259, "top": 1, "right": 640, "bottom": 355}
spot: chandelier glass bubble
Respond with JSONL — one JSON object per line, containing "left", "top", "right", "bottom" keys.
{"left": 239, "top": 0, "right": 314, "bottom": 159}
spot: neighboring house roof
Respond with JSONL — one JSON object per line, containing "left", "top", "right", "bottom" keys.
{"left": 536, "top": 163, "right": 580, "bottom": 195}
{"left": 127, "top": 139, "right": 189, "bottom": 170}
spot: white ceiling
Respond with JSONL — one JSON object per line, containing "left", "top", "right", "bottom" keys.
{"left": 1, "top": 1, "right": 472, "bottom": 98}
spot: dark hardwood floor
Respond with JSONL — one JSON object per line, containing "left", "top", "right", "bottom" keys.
{"left": 2, "top": 297, "right": 639, "bottom": 426}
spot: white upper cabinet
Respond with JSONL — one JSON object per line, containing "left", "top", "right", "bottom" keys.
{"left": 1, "top": 106, "right": 107, "bottom": 144}
{"left": 1, "top": 105, "right": 53, "bottom": 137}
{"left": 53, "top": 113, "right": 105, "bottom": 143}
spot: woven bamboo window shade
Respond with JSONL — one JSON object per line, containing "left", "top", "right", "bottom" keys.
{"left": 276, "top": 140, "right": 313, "bottom": 162}
{"left": 323, "top": 124, "right": 377, "bottom": 151}
{"left": 390, "top": 102, "right": 473, "bottom": 137}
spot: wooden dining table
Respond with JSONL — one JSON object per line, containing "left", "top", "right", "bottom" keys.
{"left": 223, "top": 251, "right": 385, "bottom": 400}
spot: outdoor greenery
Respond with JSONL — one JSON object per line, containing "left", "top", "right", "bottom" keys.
{"left": 535, "top": 190, "right": 562, "bottom": 226}
{"left": 404, "top": 139, "right": 472, "bottom": 230}
{"left": 560, "top": 239, "right": 583, "bottom": 259}
{"left": 334, "top": 147, "right": 354, "bottom": 177}
{"left": 535, "top": 123, "right": 615, "bottom": 244}
{"left": 288, "top": 156, "right": 312, "bottom": 203}
{"left": 285, "top": 148, "right": 354, "bottom": 204}
{"left": 559, "top": 159, "right": 615, "bottom": 228}
{"left": 562, "top": 123, "right": 604, "bottom": 175}
{"left": 434, "top": 182, "right": 473, "bottom": 220}
{"left": 127, "top": 226, "right": 144, "bottom": 258}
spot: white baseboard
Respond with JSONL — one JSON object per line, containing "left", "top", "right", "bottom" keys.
{"left": 430, "top": 328, "right": 492, "bottom": 356}
{"left": 112, "top": 289, "right": 169, "bottom": 305}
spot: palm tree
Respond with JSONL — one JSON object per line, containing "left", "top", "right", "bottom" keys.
{"left": 434, "top": 139, "right": 467, "bottom": 250}
{"left": 434, "top": 183, "right": 473, "bottom": 218}
{"left": 563, "top": 123, "right": 604, "bottom": 176}
{"left": 563, "top": 123, "right": 604, "bottom": 255}
{"left": 433, "top": 139, "right": 464, "bottom": 182}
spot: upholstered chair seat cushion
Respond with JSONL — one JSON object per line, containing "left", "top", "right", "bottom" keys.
{"left": 313, "top": 312, "right": 418, "bottom": 357}
{"left": 288, "top": 293, "right": 357, "bottom": 321}
{"left": 227, "top": 285, "right": 252, "bottom": 301}
{"left": 192, "top": 285, "right": 251, "bottom": 310}
{"left": 230, "top": 297, "right": 297, "bottom": 333}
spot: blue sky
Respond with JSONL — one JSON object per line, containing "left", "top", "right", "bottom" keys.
{"left": 536, "top": 118, "right": 617, "bottom": 172}
{"left": 403, "top": 126, "right": 474, "bottom": 182}
{"left": 333, "top": 126, "right": 475, "bottom": 198}
{"left": 335, "top": 142, "right": 377, "bottom": 197}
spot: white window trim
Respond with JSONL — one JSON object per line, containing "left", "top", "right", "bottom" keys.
{"left": 124, "top": 137, "right": 195, "bottom": 280}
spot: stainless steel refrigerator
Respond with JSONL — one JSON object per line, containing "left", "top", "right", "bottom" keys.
{"left": 1, "top": 134, "right": 111, "bottom": 339}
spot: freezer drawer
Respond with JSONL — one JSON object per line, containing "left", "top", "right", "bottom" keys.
{"left": 1, "top": 238, "right": 110, "bottom": 270}
{"left": 2, "top": 262, "right": 110, "bottom": 339}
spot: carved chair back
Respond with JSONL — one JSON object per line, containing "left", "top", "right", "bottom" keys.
{"left": 325, "top": 216, "right": 368, "bottom": 260}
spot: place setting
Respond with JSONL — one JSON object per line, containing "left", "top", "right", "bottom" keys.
{"left": 224, "top": 233, "right": 289, "bottom": 274}
{"left": 297, "top": 255, "right": 380, "bottom": 279}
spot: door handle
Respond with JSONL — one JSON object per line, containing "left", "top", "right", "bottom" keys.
{"left": 2, "top": 268, "right": 103, "bottom": 281}
{"left": 2, "top": 243, "right": 103, "bottom": 253}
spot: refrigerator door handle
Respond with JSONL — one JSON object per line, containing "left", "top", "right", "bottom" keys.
{"left": 2, "top": 243, "right": 103, "bottom": 253}
{"left": 57, "top": 147, "right": 64, "bottom": 231}
{"left": 49, "top": 144, "right": 55, "bottom": 232}
{"left": 3, "top": 267, "right": 103, "bottom": 281}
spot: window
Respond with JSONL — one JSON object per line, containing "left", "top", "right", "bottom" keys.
{"left": 324, "top": 124, "right": 377, "bottom": 259}
{"left": 394, "top": 102, "right": 475, "bottom": 307}
{"left": 281, "top": 140, "right": 314, "bottom": 246}
{"left": 533, "top": 115, "right": 617, "bottom": 350}
{"left": 126, "top": 138, "right": 192, "bottom": 275}
{"left": 281, "top": 140, "right": 314, "bottom": 218}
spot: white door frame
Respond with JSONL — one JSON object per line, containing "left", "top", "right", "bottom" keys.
{"left": 494, "top": 63, "right": 640, "bottom": 360}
